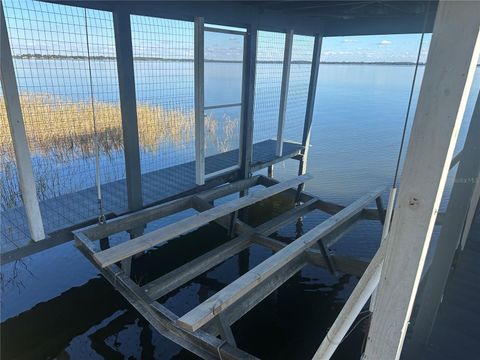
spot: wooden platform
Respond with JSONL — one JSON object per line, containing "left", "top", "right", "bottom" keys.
{"left": 74, "top": 174, "right": 385, "bottom": 359}
{"left": 423, "top": 211, "right": 480, "bottom": 359}
{"left": 1, "top": 140, "right": 303, "bottom": 263}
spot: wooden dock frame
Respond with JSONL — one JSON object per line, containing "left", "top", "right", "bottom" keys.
{"left": 74, "top": 174, "right": 385, "bottom": 359}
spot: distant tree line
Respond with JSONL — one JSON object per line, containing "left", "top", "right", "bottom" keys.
{"left": 12, "top": 53, "right": 429, "bottom": 65}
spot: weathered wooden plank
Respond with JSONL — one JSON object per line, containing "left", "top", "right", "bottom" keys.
{"left": 83, "top": 196, "right": 193, "bottom": 240}
{"left": 252, "top": 234, "right": 368, "bottom": 277}
{"left": 94, "top": 175, "right": 312, "bottom": 268}
{"left": 177, "top": 187, "right": 384, "bottom": 331}
{"left": 203, "top": 254, "right": 308, "bottom": 336}
{"left": 142, "top": 197, "right": 318, "bottom": 300}
{"left": 196, "top": 176, "right": 260, "bottom": 202}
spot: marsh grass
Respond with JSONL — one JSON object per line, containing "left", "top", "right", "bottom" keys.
{"left": 0, "top": 94, "right": 237, "bottom": 209}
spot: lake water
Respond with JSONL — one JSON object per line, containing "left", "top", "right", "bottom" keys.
{"left": 1, "top": 62, "right": 479, "bottom": 359}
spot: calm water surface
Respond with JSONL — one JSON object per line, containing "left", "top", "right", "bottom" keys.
{"left": 1, "top": 63, "right": 479, "bottom": 359}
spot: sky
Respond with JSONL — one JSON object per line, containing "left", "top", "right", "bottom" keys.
{"left": 4, "top": 0, "right": 432, "bottom": 63}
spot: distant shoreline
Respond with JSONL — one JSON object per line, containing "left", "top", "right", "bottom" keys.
{"left": 13, "top": 54, "right": 427, "bottom": 66}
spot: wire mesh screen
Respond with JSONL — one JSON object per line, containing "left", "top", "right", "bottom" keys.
{"left": 284, "top": 34, "right": 314, "bottom": 143}
{"left": 130, "top": 15, "right": 195, "bottom": 189}
{"left": 253, "top": 31, "right": 285, "bottom": 143}
{"left": 1, "top": 0, "right": 126, "bottom": 246}
{"left": 204, "top": 30, "right": 243, "bottom": 163}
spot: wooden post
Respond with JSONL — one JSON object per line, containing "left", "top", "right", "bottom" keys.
{"left": 297, "top": 34, "right": 322, "bottom": 196}
{"left": 194, "top": 17, "right": 205, "bottom": 185}
{"left": 276, "top": 29, "right": 294, "bottom": 157}
{"left": 409, "top": 90, "right": 480, "bottom": 351}
{"left": 113, "top": 9, "right": 143, "bottom": 212}
{"left": 239, "top": 25, "right": 258, "bottom": 181}
{"left": 363, "top": 2, "right": 480, "bottom": 359}
{"left": 0, "top": 6, "right": 45, "bottom": 241}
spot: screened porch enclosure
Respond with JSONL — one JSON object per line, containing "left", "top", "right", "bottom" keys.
{"left": 0, "top": 0, "right": 311, "bottom": 261}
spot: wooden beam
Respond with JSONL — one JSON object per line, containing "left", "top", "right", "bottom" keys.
{"left": 93, "top": 174, "right": 312, "bottom": 267}
{"left": 194, "top": 17, "right": 205, "bottom": 185}
{"left": 364, "top": 2, "right": 480, "bottom": 358}
{"left": 113, "top": 9, "right": 143, "bottom": 212}
{"left": 0, "top": 6, "right": 45, "bottom": 241}
{"left": 142, "top": 197, "right": 318, "bottom": 300}
{"left": 203, "top": 254, "right": 309, "bottom": 336}
{"left": 196, "top": 176, "right": 260, "bottom": 202}
{"left": 252, "top": 234, "right": 368, "bottom": 277}
{"left": 82, "top": 196, "right": 193, "bottom": 240}
{"left": 239, "top": 26, "right": 257, "bottom": 180}
{"left": 177, "top": 187, "right": 384, "bottom": 331}
{"left": 276, "top": 29, "right": 294, "bottom": 156}
{"left": 409, "top": 89, "right": 480, "bottom": 351}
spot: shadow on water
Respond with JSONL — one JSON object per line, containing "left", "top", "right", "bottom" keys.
{"left": 1, "top": 196, "right": 369, "bottom": 360}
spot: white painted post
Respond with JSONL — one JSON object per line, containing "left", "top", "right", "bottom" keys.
{"left": 0, "top": 6, "right": 45, "bottom": 241}
{"left": 194, "top": 17, "right": 205, "bottom": 185}
{"left": 276, "top": 29, "right": 294, "bottom": 157}
{"left": 409, "top": 90, "right": 480, "bottom": 350}
{"left": 363, "top": 2, "right": 480, "bottom": 359}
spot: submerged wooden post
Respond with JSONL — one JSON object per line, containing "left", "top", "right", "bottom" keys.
{"left": 113, "top": 9, "right": 143, "bottom": 212}
{"left": 194, "top": 17, "right": 205, "bottom": 185}
{"left": 1, "top": 6, "right": 45, "bottom": 241}
{"left": 364, "top": 2, "right": 480, "bottom": 359}
{"left": 239, "top": 25, "right": 258, "bottom": 181}
{"left": 297, "top": 34, "right": 322, "bottom": 195}
{"left": 276, "top": 29, "right": 294, "bottom": 157}
{"left": 409, "top": 89, "right": 480, "bottom": 351}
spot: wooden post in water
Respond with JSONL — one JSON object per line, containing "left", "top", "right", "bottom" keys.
{"left": 1, "top": 6, "right": 45, "bottom": 241}
{"left": 363, "top": 2, "right": 480, "bottom": 359}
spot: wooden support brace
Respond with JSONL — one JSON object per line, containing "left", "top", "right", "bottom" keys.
{"left": 177, "top": 187, "right": 384, "bottom": 332}
{"left": 142, "top": 197, "right": 318, "bottom": 301}
{"left": 216, "top": 313, "right": 237, "bottom": 346}
{"left": 93, "top": 174, "right": 312, "bottom": 268}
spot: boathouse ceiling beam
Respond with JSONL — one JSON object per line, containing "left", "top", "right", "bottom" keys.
{"left": 363, "top": 1, "right": 480, "bottom": 358}
{"left": 408, "top": 89, "right": 480, "bottom": 354}
{"left": 113, "top": 9, "right": 143, "bottom": 213}
{"left": 0, "top": 6, "right": 45, "bottom": 241}
{"left": 47, "top": 1, "right": 437, "bottom": 37}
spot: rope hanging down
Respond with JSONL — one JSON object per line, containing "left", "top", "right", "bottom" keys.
{"left": 84, "top": 9, "right": 106, "bottom": 225}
